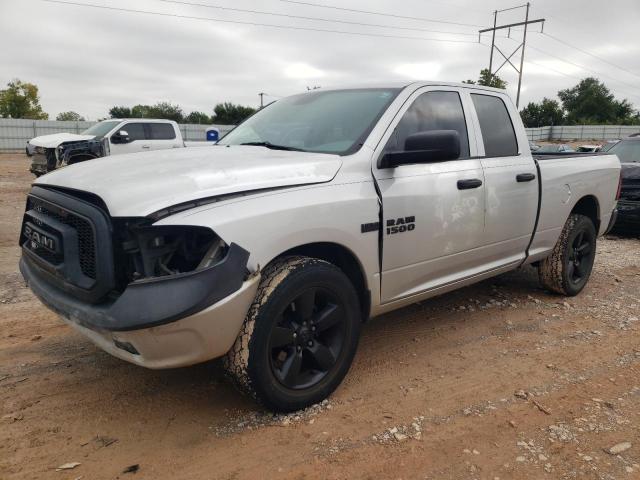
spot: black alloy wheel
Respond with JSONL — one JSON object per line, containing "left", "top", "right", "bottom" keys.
{"left": 269, "top": 286, "right": 345, "bottom": 390}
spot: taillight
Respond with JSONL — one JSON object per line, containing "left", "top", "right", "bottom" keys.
{"left": 616, "top": 172, "right": 623, "bottom": 200}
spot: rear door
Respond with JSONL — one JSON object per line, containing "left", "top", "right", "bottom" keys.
{"left": 147, "top": 122, "right": 182, "bottom": 151}
{"left": 374, "top": 87, "right": 487, "bottom": 303}
{"left": 468, "top": 92, "right": 538, "bottom": 266}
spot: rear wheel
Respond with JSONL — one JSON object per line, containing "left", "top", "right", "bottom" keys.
{"left": 538, "top": 214, "right": 597, "bottom": 296}
{"left": 224, "top": 256, "right": 361, "bottom": 412}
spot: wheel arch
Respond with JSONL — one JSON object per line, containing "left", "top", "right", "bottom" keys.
{"left": 275, "top": 242, "right": 370, "bottom": 322}
{"left": 570, "top": 195, "right": 600, "bottom": 233}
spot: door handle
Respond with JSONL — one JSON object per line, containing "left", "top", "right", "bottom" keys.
{"left": 457, "top": 179, "right": 483, "bottom": 190}
{"left": 142, "top": 145, "right": 151, "bottom": 149}
{"left": 516, "top": 173, "right": 536, "bottom": 182}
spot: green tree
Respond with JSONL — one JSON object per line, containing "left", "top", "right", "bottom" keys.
{"left": 558, "top": 77, "right": 635, "bottom": 124}
{"left": 519, "top": 98, "right": 564, "bottom": 128}
{"left": 110, "top": 102, "right": 185, "bottom": 122}
{"left": 109, "top": 106, "right": 131, "bottom": 118}
{"left": 185, "top": 111, "right": 212, "bottom": 124}
{"left": 212, "top": 102, "right": 256, "bottom": 125}
{"left": 0, "top": 79, "right": 48, "bottom": 119}
{"left": 462, "top": 68, "right": 507, "bottom": 89}
{"left": 56, "top": 111, "right": 85, "bottom": 121}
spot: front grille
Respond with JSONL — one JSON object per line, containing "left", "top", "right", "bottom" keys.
{"left": 27, "top": 196, "right": 97, "bottom": 279}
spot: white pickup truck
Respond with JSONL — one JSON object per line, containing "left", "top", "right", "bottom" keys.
{"left": 19, "top": 82, "right": 621, "bottom": 411}
{"left": 27, "top": 118, "right": 185, "bottom": 176}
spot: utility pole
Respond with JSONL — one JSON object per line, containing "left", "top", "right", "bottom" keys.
{"left": 479, "top": 3, "right": 544, "bottom": 108}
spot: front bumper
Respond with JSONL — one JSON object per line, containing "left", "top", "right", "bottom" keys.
{"left": 20, "top": 244, "right": 260, "bottom": 368}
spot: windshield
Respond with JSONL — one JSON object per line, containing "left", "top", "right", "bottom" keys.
{"left": 609, "top": 140, "right": 640, "bottom": 163}
{"left": 219, "top": 88, "right": 400, "bottom": 155}
{"left": 82, "top": 120, "right": 121, "bottom": 138}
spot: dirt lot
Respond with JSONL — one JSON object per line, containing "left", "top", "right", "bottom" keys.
{"left": 1, "top": 153, "right": 639, "bottom": 480}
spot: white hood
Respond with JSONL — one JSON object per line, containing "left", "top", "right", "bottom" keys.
{"left": 29, "top": 132, "right": 96, "bottom": 148}
{"left": 35, "top": 146, "right": 342, "bottom": 217}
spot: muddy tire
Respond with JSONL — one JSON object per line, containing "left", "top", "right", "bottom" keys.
{"left": 224, "top": 256, "right": 361, "bottom": 412}
{"left": 538, "top": 214, "right": 597, "bottom": 296}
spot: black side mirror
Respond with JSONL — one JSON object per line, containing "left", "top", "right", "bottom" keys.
{"left": 378, "top": 130, "right": 461, "bottom": 169}
{"left": 111, "top": 130, "right": 131, "bottom": 144}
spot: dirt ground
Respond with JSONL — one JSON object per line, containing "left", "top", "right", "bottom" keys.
{"left": 1, "top": 153, "right": 639, "bottom": 480}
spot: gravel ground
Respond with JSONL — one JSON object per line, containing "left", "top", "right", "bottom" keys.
{"left": 1, "top": 153, "right": 639, "bottom": 480}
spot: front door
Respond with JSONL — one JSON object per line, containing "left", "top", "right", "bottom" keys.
{"left": 374, "top": 87, "right": 487, "bottom": 303}
{"left": 109, "top": 122, "right": 148, "bottom": 156}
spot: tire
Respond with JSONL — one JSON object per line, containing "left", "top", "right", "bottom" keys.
{"left": 224, "top": 256, "right": 361, "bottom": 412}
{"left": 538, "top": 214, "right": 597, "bottom": 296}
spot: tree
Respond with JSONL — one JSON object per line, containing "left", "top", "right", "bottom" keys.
{"left": 558, "top": 77, "right": 634, "bottom": 125}
{"left": 185, "top": 111, "right": 212, "bottom": 124}
{"left": 56, "top": 111, "right": 85, "bottom": 121}
{"left": 519, "top": 98, "right": 564, "bottom": 128}
{"left": 109, "top": 106, "right": 131, "bottom": 118}
{"left": 462, "top": 68, "right": 507, "bottom": 89}
{"left": 109, "top": 102, "right": 184, "bottom": 122}
{"left": 0, "top": 79, "right": 48, "bottom": 119}
{"left": 212, "top": 102, "right": 256, "bottom": 125}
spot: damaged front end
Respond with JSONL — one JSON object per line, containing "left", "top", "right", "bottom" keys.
{"left": 19, "top": 186, "right": 250, "bottom": 332}
{"left": 30, "top": 138, "right": 108, "bottom": 177}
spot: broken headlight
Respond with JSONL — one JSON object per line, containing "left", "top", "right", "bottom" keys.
{"left": 115, "top": 221, "right": 226, "bottom": 285}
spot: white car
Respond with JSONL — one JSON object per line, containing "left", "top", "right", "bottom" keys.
{"left": 27, "top": 119, "right": 185, "bottom": 176}
{"left": 20, "top": 82, "right": 621, "bottom": 411}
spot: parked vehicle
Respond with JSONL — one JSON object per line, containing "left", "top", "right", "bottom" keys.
{"left": 576, "top": 144, "right": 600, "bottom": 153}
{"left": 536, "top": 143, "right": 575, "bottom": 153}
{"left": 27, "top": 119, "right": 185, "bottom": 176}
{"left": 600, "top": 140, "right": 620, "bottom": 152}
{"left": 19, "top": 82, "right": 621, "bottom": 411}
{"left": 529, "top": 141, "right": 540, "bottom": 151}
{"left": 607, "top": 137, "right": 640, "bottom": 229}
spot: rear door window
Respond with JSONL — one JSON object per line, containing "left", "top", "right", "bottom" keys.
{"left": 149, "top": 123, "right": 176, "bottom": 140}
{"left": 471, "top": 94, "right": 518, "bottom": 157}
{"left": 384, "top": 90, "right": 470, "bottom": 158}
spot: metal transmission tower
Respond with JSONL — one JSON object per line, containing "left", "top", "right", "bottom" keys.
{"left": 479, "top": 3, "right": 544, "bottom": 107}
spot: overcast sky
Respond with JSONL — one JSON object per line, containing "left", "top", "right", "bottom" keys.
{"left": 2, "top": 0, "right": 639, "bottom": 120}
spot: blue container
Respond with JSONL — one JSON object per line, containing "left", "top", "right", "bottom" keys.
{"left": 206, "top": 128, "right": 220, "bottom": 142}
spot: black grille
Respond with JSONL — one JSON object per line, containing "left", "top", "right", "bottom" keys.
{"left": 28, "top": 197, "right": 97, "bottom": 279}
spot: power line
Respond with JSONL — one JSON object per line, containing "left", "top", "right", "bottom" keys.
{"left": 157, "top": 0, "right": 481, "bottom": 36}
{"left": 278, "top": 0, "right": 485, "bottom": 28}
{"left": 527, "top": 44, "right": 640, "bottom": 93}
{"left": 39, "top": 0, "right": 484, "bottom": 43}
{"left": 541, "top": 32, "right": 640, "bottom": 81}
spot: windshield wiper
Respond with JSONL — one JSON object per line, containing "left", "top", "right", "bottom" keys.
{"left": 239, "top": 141, "right": 305, "bottom": 152}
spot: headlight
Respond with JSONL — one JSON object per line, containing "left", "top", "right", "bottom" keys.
{"left": 114, "top": 221, "right": 225, "bottom": 284}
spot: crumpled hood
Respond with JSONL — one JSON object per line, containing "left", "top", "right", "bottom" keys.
{"left": 29, "top": 133, "right": 96, "bottom": 148}
{"left": 35, "top": 146, "right": 342, "bottom": 217}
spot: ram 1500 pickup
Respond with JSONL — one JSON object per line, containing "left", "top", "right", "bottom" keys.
{"left": 19, "top": 82, "right": 621, "bottom": 411}
{"left": 27, "top": 119, "right": 185, "bottom": 176}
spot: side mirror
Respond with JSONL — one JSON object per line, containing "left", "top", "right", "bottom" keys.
{"left": 111, "top": 130, "right": 131, "bottom": 144}
{"left": 378, "top": 130, "right": 461, "bottom": 169}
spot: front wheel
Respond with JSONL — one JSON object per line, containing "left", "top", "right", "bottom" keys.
{"left": 538, "top": 214, "right": 597, "bottom": 296}
{"left": 224, "top": 256, "right": 361, "bottom": 412}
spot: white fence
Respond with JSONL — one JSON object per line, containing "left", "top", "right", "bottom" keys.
{"left": 525, "top": 125, "right": 639, "bottom": 142}
{"left": 2, "top": 118, "right": 639, "bottom": 151}
{"left": 0, "top": 118, "right": 235, "bottom": 151}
